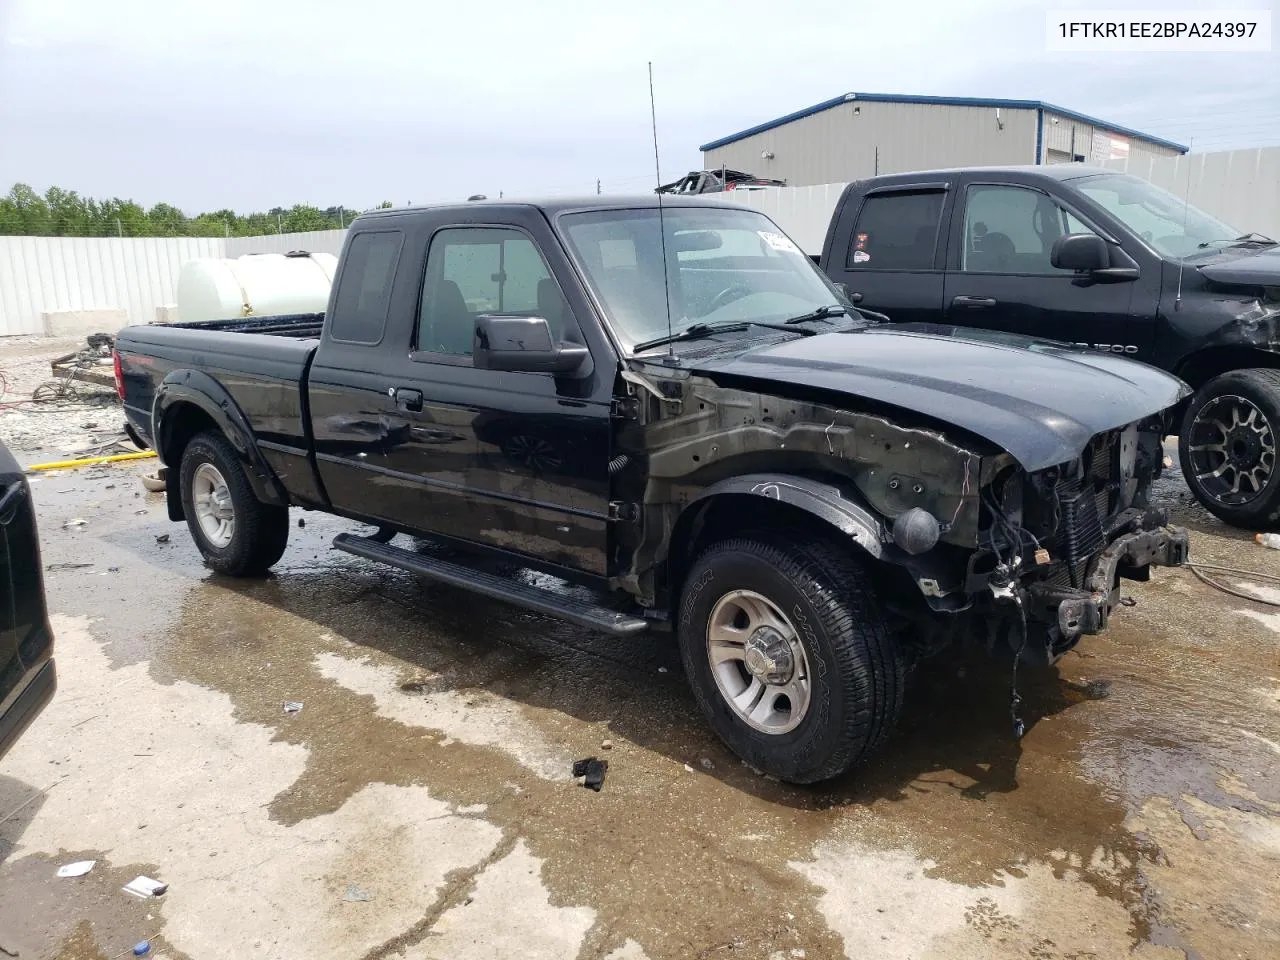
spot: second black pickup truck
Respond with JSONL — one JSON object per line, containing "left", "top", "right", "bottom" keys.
{"left": 116, "top": 196, "right": 1188, "bottom": 783}
{"left": 819, "top": 165, "right": 1280, "bottom": 528}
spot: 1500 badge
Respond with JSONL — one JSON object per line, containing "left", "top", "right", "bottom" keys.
{"left": 1074, "top": 343, "right": 1139, "bottom": 354}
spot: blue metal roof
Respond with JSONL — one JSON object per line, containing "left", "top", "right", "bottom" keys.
{"left": 698, "top": 92, "right": 1189, "bottom": 154}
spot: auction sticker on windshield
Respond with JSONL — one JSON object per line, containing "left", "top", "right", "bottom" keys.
{"left": 759, "top": 231, "right": 803, "bottom": 255}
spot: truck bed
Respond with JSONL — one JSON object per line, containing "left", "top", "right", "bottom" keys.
{"left": 116, "top": 315, "right": 323, "bottom": 499}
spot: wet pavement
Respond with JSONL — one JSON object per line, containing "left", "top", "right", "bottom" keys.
{"left": 1, "top": 451, "right": 1277, "bottom": 960}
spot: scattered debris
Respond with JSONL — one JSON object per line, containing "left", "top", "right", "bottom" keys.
{"left": 342, "top": 883, "right": 374, "bottom": 902}
{"left": 572, "top": 757, "right": 608, "bottom": 791}
{"left": 46, "top": 562, "right": 93, "bottom": 572}
{"left": 282, "top": 701, "right": 304, "bottom": 714}
{"left": 108, "top": 566, "right": 120, "bottom": 573}
{"left": 154, "top": 534, "right": 170, "bottom": 544}
{"left": 56, "top": 860, "right": 96, "bottom": 878}
{"left": 141, "top": 472, "right": 166, "bottom": 493}
{"left": 1163, "top": 455, "right": 1174, "bottom": 469}
{"left": 600, "top": 738, "right": 613, "bottom": 750}
{"left": 298, "top": 517, "right": 306, "bottom": 528}
{"left": 122, "top": 876, "right": 168, "bottom": 899}
{"left": 399, "top": 675, "right": 432, "bottom": 693}
{"left": 132, "top": 942, "right": 151, "bottom": 957}
{"left": 657, "top": 666, "right": 669, "bottom": 674}
{"left": 1120, "top": 596, "right": 1137, "bottom": 607}
{"left": 683, "top": 763, "right": 695, "bottom": 773}
{"left": 1256, "top": 533, "right": 1280, "bottom": 550}
{"left": 699, "top": 757, "right": 715, "bottom": 771}
{"left": 62, "top": 518, "right": 87, "bottom": 529}
{"left": 0, "top": 942, "right": 17, "bottom": 957}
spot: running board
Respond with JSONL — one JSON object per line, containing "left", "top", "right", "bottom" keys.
{"left": 331, "top": 533, "right": 649, "bottom": 637}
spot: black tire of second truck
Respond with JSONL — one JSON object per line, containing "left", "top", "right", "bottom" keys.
{"left": 1180, "top": 369, "right": 1280, "bottom": 529}
{"left": 677, "top": 534, "right": 905, "bottom": 784}
{"left": 179, "top": 430, "right": 289, "bottom": 575}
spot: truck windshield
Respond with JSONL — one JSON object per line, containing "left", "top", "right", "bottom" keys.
{"left": 560, "top": 206, "right": 846, "bottom": 352}
{"left": 1074, "top": 173, "right": 1243, "bottom": 259}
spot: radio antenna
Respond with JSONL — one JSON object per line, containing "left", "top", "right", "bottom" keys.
{"left": 1174, "top": 137, "right": 1193, "bottom": 312}
{"left": 648, "top": 61, "right": 676, "bottom": 360}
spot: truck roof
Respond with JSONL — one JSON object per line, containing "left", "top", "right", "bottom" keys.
{"left": 854, "top": 164, "right": 1122, "bottom": 184}
{"left": 359, "top": 195, "right": 744, "bottom": 221}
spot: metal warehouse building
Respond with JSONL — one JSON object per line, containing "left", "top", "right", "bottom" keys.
{"left": 700, "top": 92, "right": 1187, "bottom": 187}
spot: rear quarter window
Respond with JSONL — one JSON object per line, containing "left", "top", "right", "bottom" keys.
{"left": 329, "top": 230, "right": 404, "bottom": 344}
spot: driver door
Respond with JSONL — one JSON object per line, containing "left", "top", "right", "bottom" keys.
{"left": 943, "top": 179, "right": 1152, "bottom": 359}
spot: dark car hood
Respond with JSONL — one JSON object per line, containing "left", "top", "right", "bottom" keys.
{"left": 688, "top": 323, "right": 1189, "bottom": 471}
{"left": 1197, "top": 245, "right": 1280, "bottom": 285}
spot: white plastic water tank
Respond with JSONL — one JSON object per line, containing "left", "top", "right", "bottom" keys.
{"left": 174, "top": 252, "right": 338, "bottom": 323}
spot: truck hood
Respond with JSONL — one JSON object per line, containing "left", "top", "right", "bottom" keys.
{"left": 689, "top": 323, "right": 1189, "bottom": 471}
{"left": 1197, "top": 245, "right": 1280, "bottom": 285}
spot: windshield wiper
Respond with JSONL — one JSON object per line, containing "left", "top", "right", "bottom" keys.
{"left": 633, "top": 320, "right": 817, "bottom": 353}
{"left": 1198, "top": 233, "right": 1277, "bottom": 249}
{"left": 784, "top": 304, "right": 847, "bottom": 325}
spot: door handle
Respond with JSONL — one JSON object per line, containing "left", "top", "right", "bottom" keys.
{"left": 951, "top": 295, "right": 997, "bottom": 308}
{"left": 393, "top": 388, "right": 424, "bottom": 413}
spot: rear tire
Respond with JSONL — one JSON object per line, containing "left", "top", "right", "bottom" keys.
{"left": 179, "top": 430, "right": 289, "bottom": 575}
{"left": 1180, "top": 369, "right": 1280, "bottom": 529}
{"left": 677, "top": 533, "right": 905, "bottom": 784}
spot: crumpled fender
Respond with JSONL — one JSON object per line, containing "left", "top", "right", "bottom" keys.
{"left": 152, "top": 370, "right": 288, "bottom": 519}
{"left": 686, "top": 472, "right": 886, "bottom": 558}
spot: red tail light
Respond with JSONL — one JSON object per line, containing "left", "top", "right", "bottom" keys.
{"left": 113, "top": 350, "right": 125, "bottom": 400}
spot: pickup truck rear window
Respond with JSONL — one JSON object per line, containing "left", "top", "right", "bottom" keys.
{"left": 846, "top": 191, "right": 944, "bottom": 270}
{"left": 329, "top": 230, "right": 404, "bottom": 344}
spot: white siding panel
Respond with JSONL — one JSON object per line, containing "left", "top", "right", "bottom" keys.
{"left": 0, "top": 236, "right": 222, "bottom": 336}
{"left": 716, "top": 183, "right": 849, "bottom": 255}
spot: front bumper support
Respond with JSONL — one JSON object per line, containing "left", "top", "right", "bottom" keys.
{"left": 1024, "top": 521, "right": 1189, "bottom": 650}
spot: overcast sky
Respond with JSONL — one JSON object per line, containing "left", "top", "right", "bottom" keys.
{"left": 0, "top": 0, "right": 1276, "bottom": 213}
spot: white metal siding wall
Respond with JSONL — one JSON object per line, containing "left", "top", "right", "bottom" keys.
{"left": 715, "top": 184, "right": 849, "bottom": 255}
{"left": 1103, "top": 147, "right": 1280, "bottom": 241}
{"left": 702, "top": 101, "right": 1039, "bottom": 186}
{"left": 225, "top": 229, "right": 348, "bottom": 258}
{"left": 0, "top": 236, "right": 223, "bottom": 336}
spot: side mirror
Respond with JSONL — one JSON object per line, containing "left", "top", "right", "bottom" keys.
{"left": 1051, "top": 233, "right": 1109, "bottom": 272}
{"left": 474, "top": 315, "right": 588, "bottom": 374}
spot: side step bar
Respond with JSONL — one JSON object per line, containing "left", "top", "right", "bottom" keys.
{"left": 332, "top": 533, "right": 649, "bottom": 637}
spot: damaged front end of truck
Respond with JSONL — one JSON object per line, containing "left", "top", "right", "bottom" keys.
{"left": 608, "top": 360, "right": 1189, "bottom": 672}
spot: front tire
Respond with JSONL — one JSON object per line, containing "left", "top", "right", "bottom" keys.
{"left": 1180, "top": 369, "right": 1280, "bottom": 529}
{"left": 179, "top": 430, "right": 289, "bottom": 575}
{"left": 677, "top": 534, "right": 905, "bottom": 784}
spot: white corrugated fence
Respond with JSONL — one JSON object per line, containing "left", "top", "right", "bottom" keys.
{"left": 0, "top": 235, "right": 223, "bottom": 336}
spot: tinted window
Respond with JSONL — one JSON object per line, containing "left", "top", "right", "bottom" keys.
{"left": 329, "top": 230, "right": 403, "bottom": 343}
{"left": 846, "top": 191, "right": 944, "bottom": 270}
{"left": 418, "top": 228, "right": 567, "bottom": 357}
{"left": 960, "top": 185, "right": 1100, "bottom": 274}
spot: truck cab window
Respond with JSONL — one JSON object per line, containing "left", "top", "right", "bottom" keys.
{"left": 418, "top": 228, "right": 569, "bottom": 357}
{"left": 329, "top": 230, "right": 403, "bottom": 343}
{"left": 961, "top": 185, "right": 1098, "bottom": 275}
{"left": 845, "top": 191, "right": 944, "bottom": 270}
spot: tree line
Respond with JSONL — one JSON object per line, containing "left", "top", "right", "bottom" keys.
{"left": 0, "top": 183, "right": 394, "bottom": 238}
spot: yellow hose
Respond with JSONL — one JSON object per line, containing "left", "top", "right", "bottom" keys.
{"left": 26, "top": 450, "right": 157, "bottom": 472}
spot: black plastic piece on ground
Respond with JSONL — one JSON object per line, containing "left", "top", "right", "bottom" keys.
{"left": 331, "top": 533, "right": 649, "bottom": 636}
{"left": 573, "top": 757, "right": 608, "bottom": 791}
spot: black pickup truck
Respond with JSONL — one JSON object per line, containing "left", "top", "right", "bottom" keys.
{"left": 819, "top": 165, "right": 1280, "bottom": 528}
{"left": 116, "top": 196, "right": 1188, "bottom": 783}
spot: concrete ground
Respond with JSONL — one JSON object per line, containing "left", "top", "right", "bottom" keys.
{"left": 1, "top": 401, "right": 1278, "bottom": 958}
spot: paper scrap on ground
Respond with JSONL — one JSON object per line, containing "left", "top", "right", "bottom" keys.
{"left": 57, "top": 860, "right": 96, "bottom": 878}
